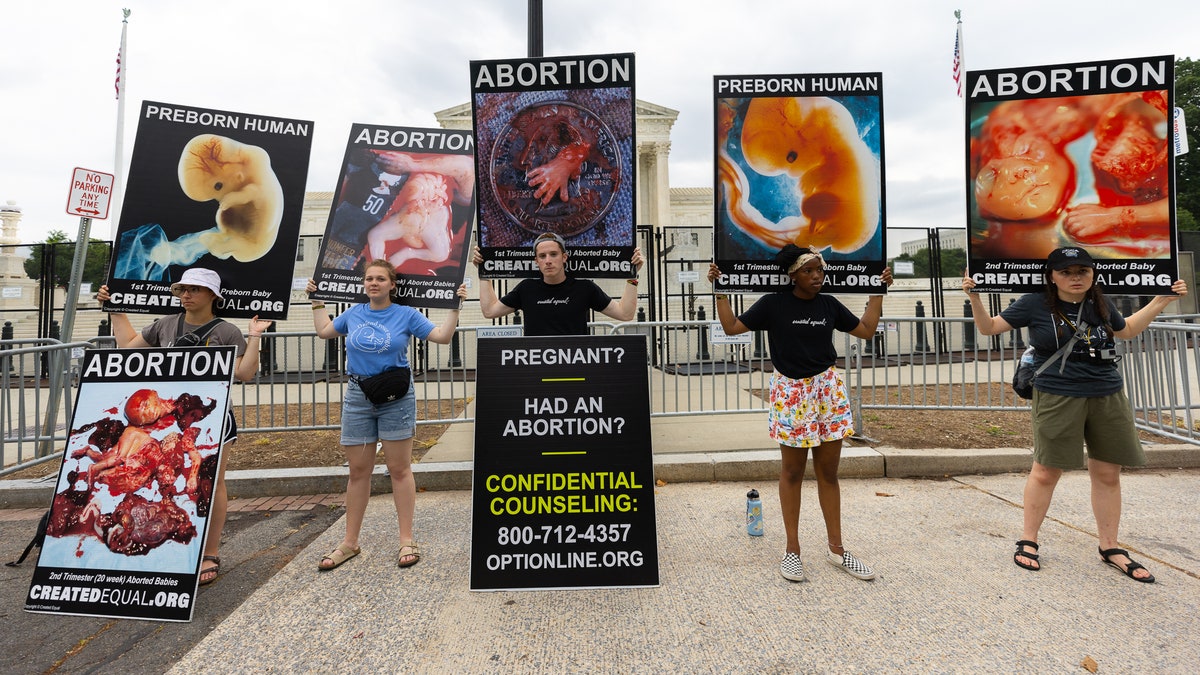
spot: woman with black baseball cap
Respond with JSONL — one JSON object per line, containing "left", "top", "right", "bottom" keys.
{"left": 963, "top": 246, "right": 1186, "bottom": 583}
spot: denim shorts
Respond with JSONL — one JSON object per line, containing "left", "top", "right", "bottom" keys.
{"left": 340, "top": 377, "right": 416, "bottom": 445}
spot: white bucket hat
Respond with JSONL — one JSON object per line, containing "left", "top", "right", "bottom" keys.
{"left": 169, "top": 268, "right": 224, "bottom": 300}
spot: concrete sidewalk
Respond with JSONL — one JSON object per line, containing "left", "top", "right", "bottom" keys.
{"left": 166, "top": 469, "right": 1200, "bottom": 673}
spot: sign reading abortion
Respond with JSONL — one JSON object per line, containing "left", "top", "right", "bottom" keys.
{"left": 470, "top": 52, "right": 637, "bottom": 280}
{"left": 965, "top": 55, "right": 1176, "bottom": 294}
{"left": 470, "top": 335, "right": 658, "bottom": 591}
{"left": 25, "top": 346, "right": 236, "bottom": 622}
{"left": 310, "top": 123, "right": 476, "bottom": 309}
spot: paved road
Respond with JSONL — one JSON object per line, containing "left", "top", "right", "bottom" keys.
{"left": 4, "top": 469, "right": 1198, "bottom": 673}
{"left": 1, "top": 501, "right": 344, "bottom": 675}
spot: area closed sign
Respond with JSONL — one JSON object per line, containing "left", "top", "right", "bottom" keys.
{"left": 65, "top": 167, "right": 115, "bottom": 219}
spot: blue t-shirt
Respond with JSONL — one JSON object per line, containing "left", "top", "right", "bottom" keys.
{"left": 332, "top": 303, "right": 434, "bottom": 377}
{"left": 738, "top": 292, "right": 861, "bottom": 379}
{"left": 1000, "top": 293, "right": 1126, "bottom": 397}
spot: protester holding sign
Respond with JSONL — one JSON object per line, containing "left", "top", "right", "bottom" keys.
{"left": 708, "top": 245, "right": 892, "bottom": 583}
{"left": 963, "top": 246, "right": 1186, "bottom": 582}
{"left": 307, "top": 259, "right": 466, "bottom": 570}
{"left": 473, "top": 232, "right": 644, "bottom": 336}
{"left": 97, "top": 267, "right": 272, "bottom": 586}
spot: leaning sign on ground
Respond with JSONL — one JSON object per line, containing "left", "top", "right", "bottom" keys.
{"left": 25, "top": 346, "right": 236, "bottom": 622}
{"left": 470, "top": 335, "right": 658, "bottom": 590}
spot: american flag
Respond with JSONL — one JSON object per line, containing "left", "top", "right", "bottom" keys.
{"left": 952, "top": 22, "right": 963, "bottom": 98}
{"left": 114, "top": 47, "right": 122, "bottom": 100}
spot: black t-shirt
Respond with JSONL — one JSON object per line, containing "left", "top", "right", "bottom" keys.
{"left": 1001, "top": 293, "right": 1125, "bottom": 396}
{"left": 501, "top": 277, "right": 613, "bottom": 337}
{"left": 739, "top": 292, "right": 860, "bottom": 379}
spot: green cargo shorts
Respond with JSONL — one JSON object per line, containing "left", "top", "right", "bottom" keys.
{"left": 1031, "top": 389, "right": 1145, "bottom": 469}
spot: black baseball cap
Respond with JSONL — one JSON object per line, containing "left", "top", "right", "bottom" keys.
{"left": 1046, "top": 246, "right": 1095, "bottom": 271}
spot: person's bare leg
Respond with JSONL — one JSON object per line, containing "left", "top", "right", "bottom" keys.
{"left": 810, "top": 440, "right": 844, "bottom": 554}
{"left": 1088, "top": 457, "right": 1149, "bottom": 579}
{"left": 200, "top": 452, "right": 229, "bottom": 581}
{"left": 1018, "top": 462, "right": 1063, "bottom": 569}
{"left": 325, "top": 442, "right": 375, "bottom": 563}
{"left": 381, "top": 438, "right": 417, "bottom": 552}
{"left": 778, "top": 445, "right": 810, "bottom": 557}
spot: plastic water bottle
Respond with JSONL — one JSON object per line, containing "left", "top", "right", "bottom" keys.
{"left": 746, "top": 489, "right": 764, "bottom": 536}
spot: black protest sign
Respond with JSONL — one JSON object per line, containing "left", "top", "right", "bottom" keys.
{"left": 470, "top": 53, "right": 636, "bottom": 279}
{"left": 470, "top": 335, "right": 658, "bottom": 590}
{"left": 311, "top": 124, "right": 476, "bottom": 309}
{"left": 25, "top": 346, "right": 235, "bottom": 622}
{"left": 105, "top": 101, "right": 313, "bottom": 319}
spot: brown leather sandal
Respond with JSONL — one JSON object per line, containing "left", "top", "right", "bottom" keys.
{"left": 318, "top": 544, "right": 360, "bottom": 571}
{"left": 398, "top": 542, "right": 421, "bottom": 568}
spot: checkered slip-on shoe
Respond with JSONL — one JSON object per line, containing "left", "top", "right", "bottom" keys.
{"left": 826, "top": 549, "right": 876, "bottom": 580}
{"left": 780, "top": 552, "right": 806, "bottom": 582}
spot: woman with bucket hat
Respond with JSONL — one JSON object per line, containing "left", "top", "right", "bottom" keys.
{"left": 97, "top": 268, "right": 272, "bottom": 586}
{"left": 963, "top": 246, "right": 1186, "bottom": 582}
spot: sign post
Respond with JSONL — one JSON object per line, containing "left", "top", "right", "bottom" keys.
{"left": 39, "top": 168, "right": 116, "bottom": 457}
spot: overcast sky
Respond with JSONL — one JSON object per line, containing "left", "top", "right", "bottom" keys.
{"left": 2, "top": 0, "right": 1196, "bottom": 254}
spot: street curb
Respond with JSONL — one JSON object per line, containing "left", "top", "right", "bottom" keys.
{"left": 3, "top": 444, "right": 1197, "bottom": 510}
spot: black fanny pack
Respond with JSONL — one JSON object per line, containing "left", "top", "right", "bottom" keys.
{"left": 353, "top": 367, "right": 411, "bottom": 405}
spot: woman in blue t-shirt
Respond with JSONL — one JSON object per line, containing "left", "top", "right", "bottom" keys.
{"left": 307, "top": 259, "right": 466, "bottom": 571}
{"left": 964, "top": 246, "right": 1186, "bottom": 582}
{"left": 708, "top": 245, "right": 892, "bottom": 583}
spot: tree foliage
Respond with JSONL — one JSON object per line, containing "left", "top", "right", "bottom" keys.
{"left": 23, "top": 229, "right": 112, "bottom": 289}
{"left": 1176, "top": 57, "right": 1200, "bottom": 230}
{"left": 890, "top": 248, "right": 966, "bottom": 278}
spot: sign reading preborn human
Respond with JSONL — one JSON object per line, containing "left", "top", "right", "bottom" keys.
{"left": 25, "top": 346, "right": 236, "bottom": 622}
{"left": 104, "top": 101, "right": 314, "bottom": 319}
{"left": 470, "top": 335, "right": 658, "bottom": 591}
{"left": 471, "top": 53, "right": 636, "bottom": 279}
{"left": 310, "top": 124, "right": 476, "bottom": 309}
{"left": 713, "top": 73, "right": 888, "bottom": 294}
{"left": 966, "top": 55, "right": 1176, "bottom": 294}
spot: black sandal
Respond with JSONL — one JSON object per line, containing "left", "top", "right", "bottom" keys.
{"left": 1013, "top": 540, "right": 1040, "bottom": 571}
{"left": 1099, "top": 547, "right": 1155, "bottom": 583}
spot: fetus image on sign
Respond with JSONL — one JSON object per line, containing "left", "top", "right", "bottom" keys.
{"left": 717, "top": 96, "right": 881, "bottom": 256}
{"left": 48, "top": 387, "right": 223, "bottom": 559}
{"left": 114, "top": 134, "right": 284, "bottom": 281}
{"left": 970, "top": 91, "right": 1170, "bottom": 259}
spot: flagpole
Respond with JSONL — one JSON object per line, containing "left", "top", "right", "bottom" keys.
{"left": 111, "top": 8, "right": 130, "bottom": 241}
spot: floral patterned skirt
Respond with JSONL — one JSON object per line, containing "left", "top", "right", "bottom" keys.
{"left": 767, "top": 366, "right": 854, "bottom": 448}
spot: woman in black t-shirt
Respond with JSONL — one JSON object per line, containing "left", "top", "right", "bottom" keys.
{"left": 709, "top": 245, "right": 892, "bottom": 583}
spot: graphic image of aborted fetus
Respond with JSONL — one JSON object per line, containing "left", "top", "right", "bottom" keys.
{"left": 366, "top": 152, "right": 475, "bottom": 272}
{"left": 178, "top": 133, "right": 285, "bottom": 262}
{"left": 516, "top": 104, "right": 610, "bottom": 206}
{"left": 1062, "top": 92, "right": 1171, "bottom": 254}
{"left": 972, "top": 95, "right": 1118, "bottom": 222}
{"left": 717, "top": 96, "right": 880, "bottom": 254}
